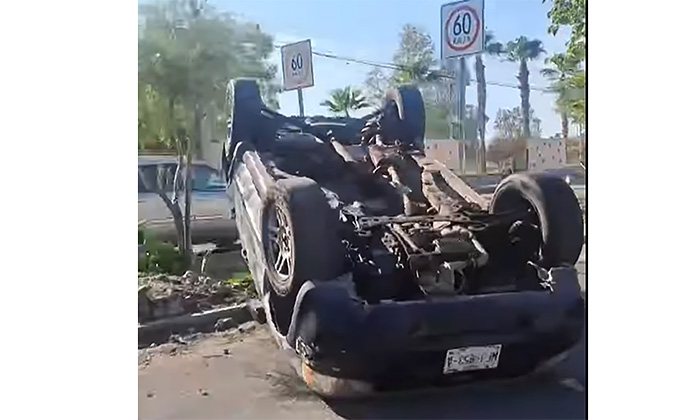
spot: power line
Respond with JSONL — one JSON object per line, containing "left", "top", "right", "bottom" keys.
{"left": 272, "top": 44, "right": 554, "bottom": 92}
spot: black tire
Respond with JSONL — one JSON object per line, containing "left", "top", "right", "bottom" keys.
{"left": 262, "top": 177, "right": 346, "bottom": 298}
{"left": 383, "top": 85, "right": 426, "bottom": 150}
{"left": 229, "top": 79, "right": 267, "bottom": 147}
{"left": 489, "top": 173, "right": 584, "bottom": 267}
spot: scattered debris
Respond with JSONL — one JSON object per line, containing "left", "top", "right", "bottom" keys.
{"left": 237, "top": 321, "right": 258, "bottom": 334}
{"left": 138, "top": 266, "right": 264, "bottom": 350}
{"left": 169, "top": 334, "right": 189, "bottom": 345}
{"left": 214, "top": 317, "right": 235, "bottom": 331}
{"left": 138, "top": 350, "right": 152, "bottom": 366}
{"left": 138, "top": 271, "right": 254, "bottom": 325}
{"left": 157, "top": 343, "right": 179, "bottom": 355}
{"left": 246, "top": 298, "right": 266, "bottom": 324}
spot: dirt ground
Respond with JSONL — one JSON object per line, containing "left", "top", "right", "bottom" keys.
{"left": 139, "top": 323, "right": 586, "bottom": 420}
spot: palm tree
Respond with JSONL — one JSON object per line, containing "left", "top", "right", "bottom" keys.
{"left": 541, "top": 55, "right": 580, "bottom": 140}
{"left": 541, "top": 69, "right": 570, "bottom": 140}
{"left": 505, "top": 36, "right": 546, "bottom": 140}
{"left": 474, "top": 31, "right": 504, "bottom": 173}
{"left": 320, "top": 86, "right": 370, "bottom": 117}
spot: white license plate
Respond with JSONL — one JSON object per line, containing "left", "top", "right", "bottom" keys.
{"left": 443, "top": 345, "right": 502, "bottom": 374}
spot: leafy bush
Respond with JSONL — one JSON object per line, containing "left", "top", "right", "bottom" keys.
{"left": 138, "top": 227, "right": 187, "bottom": 275}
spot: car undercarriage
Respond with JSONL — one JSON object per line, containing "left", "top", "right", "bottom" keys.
{"left": 224, "top": 79, "right": 585, "bottom": 395}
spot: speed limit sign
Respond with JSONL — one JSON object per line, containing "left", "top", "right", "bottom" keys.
{"left": 281, "top": 39, "right": 314, "bottom": 91}
{"left": 441, "top": 0, "right": 484, "bottom": 59}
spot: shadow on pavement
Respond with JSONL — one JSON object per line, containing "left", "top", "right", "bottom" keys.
{"left": 326, "top": 326, "right": 586, "bottom": 420}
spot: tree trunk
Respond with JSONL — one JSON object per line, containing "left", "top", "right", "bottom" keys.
{"left": 168, "top": 97, "right": 176, "bottom": 146}
{"left": 165, "top": 198, "right": 186, "bottom": 253}
{"left": 516, "top": 59, "right": 531, "bottom": 173}
{"left": 475, "top": 54, "right": 487, "bottom": 174}
{"left": 182, "top": 103, "right": 202, "bottom": 265}
{"left": 561, "top": 111, "right": 569, "bottom": 139}
{"left": 519, "top": 59, "right": 531, "bottom": 139}
{"left": 138, "top": 167, "right": 186, "bottom": 253}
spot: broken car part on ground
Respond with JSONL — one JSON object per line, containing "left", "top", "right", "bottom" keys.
{"left": 222, "top": 79, "right": 585, "bottom": 396}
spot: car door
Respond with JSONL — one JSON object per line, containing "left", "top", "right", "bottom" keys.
{"left": 190, "top": 164, "right": 230, "bottom": 221}
{"left": 138, "top": 164, "right": 172, "bottom": 224}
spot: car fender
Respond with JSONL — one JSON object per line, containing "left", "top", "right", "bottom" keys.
{"left": 285, "top": 274, "right": 366, "bottom": 349}
{"left": 228, "top": 141, "right": 277, "bottom": 296}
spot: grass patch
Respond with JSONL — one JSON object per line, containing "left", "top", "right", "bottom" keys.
{"left": 226, "top": 272, "right": 255, "bottom": 297}
{"left": 138, "top": 226, "right": 187, "bottom": 275}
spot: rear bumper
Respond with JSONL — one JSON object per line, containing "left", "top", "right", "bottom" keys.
{"left": 294, "top": 339, "right": 577, "bottom": 398}
{"left": 271, "top": 267, "right": 584, "bottom": 396}
{"left": 307, "top": 320, "right": 582, "bottom": 393}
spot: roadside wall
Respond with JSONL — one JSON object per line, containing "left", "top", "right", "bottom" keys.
{"left": 424, "top": 138, "right": 478, "bottom": 175}
{"left": 526, "top": 138, "right": 567, "bottom": 171}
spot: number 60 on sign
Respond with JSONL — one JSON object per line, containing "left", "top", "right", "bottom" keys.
{"left": 441, "top": 0, "right": 485, "bottom": 59}
{"left": 281, "top": 39, "right": 315, "bottom": 91}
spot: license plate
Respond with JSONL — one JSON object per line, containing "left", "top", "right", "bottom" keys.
{"left": 443, "top": 345, "right": 502, "bottom": 374}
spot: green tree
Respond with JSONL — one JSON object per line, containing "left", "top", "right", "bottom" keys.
{"left": 489, "top": 106, "right": 540, "bottom": 170}
{"left": 392, "top": 24, "right": 438, "bottom": 84}
{"left": 505, "top": 36, "right": 546, "bottom": 140}
{"left": 494, "top": 106, "right": 541, "bottom": 140}
{"left": 541, "top": 55, "right": 579, "bottom": 139}
{"left": 139, "top": 82, "right": 171, "bottom": 150}
{"left": 391, "top": 25, "right": 457, "bottom": 139}
{"left": 474, "top": 31, "right": 504, "bottom": 173}
{"left": 564, "top": 69, "right": 585, "bottom": 126}
{"left": 363, "top": 68, "right": 391, "bottom": 106}
{"left": 320, "top": 86, "right": 370, "bottom": 117}
{"left": 362, "top": 24, "right": 478, "bottom": 140}
{"left": 138, "top": 0, "right": 279, "bottom": 266}
{"left": 544, "top": 0, "right": 586, "bottom": 130}
{"left": 545, "top": 0, "right": 586, "bottom": 65}
{"left": 138, "top": 0, "right": 279, "bottom": 152}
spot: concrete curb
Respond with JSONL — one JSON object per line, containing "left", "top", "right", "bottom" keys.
{"left": 138, "top": 302, "right": 256, "bottom": 348}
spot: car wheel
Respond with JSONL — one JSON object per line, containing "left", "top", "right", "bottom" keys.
{"left": 383, "top": 85, "right": 426, "bottom": 150}
{"left": 489, "top": 173, "right": 584, "bottom": 267}
{"left": 262, "top": 177, "right": 346, "bottom": 296}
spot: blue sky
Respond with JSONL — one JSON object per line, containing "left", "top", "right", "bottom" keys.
{"left": 143, "top": 0, "right": 571, "bottom": 138}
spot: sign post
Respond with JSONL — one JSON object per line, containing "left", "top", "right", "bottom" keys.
{"left": 441, "top": 0, "right": 484, "bottom": 172}
{"left": 281, "top": 39, "right": 315, "bottom": 117}
{"left": 297, "top": 89, "right": 305, "bottom": 116}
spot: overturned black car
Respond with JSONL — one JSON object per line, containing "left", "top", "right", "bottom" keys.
{"left": 222, "top": 79, "right": 585, "bottom": 396}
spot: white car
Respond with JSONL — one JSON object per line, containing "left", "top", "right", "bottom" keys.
{"left": 138, "top": 155, "right": 238, "bottom": 246}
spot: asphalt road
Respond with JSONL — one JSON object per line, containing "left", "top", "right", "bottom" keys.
{"left": 138, "top": 249, "right": 588, "bottom": 420}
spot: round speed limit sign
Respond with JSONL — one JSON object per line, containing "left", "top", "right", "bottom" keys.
{"left": 441, "top": 0, "right": 484, "bottom": 59}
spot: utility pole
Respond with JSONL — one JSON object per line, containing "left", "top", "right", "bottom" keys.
{"left": 183, "top": 0, "right": 207, "bottom": 263}
{"left": 456, "top": 56, "right": 470, "bottom": 174}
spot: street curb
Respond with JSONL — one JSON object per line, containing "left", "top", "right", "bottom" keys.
{"left": 138, "top": 302, "right": 254, "bottom": 348}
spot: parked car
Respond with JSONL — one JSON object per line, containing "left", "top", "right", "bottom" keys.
{"left": 224, "top": 80, "right": 584, "bottom": 396}
{"left": 138, "top": 155, "right": 237, "bottom": 246}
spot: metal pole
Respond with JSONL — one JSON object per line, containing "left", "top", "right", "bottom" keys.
{"left": 457, "top": 56, "right": 467, "bottom": 140}
{"left": 297, "top": 88, "right": 305, "bottom": 116}
{"left": 457, "top": 56, "right": 467, "bottom": 173}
